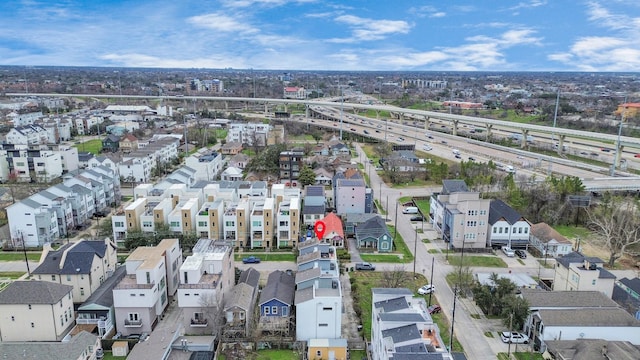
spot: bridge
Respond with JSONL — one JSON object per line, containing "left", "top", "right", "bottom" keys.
{"left": 6, "top": 92, "right": 640, "bottom": 192}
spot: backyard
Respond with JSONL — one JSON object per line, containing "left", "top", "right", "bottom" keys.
{"left": 73, "top": 139, "right": 103, "bottom": 155}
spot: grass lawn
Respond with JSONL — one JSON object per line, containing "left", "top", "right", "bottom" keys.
{"left": 447, "top": 255, "right": 507, "bottom": 267}
{"left": 215, "top": 129, "right": 228, "bottom": 139}
{"left": 430, "top": 312, "right": 464, "bottom": 352}
{"left": 389, "top": 225, "right": 414, "bottom": 262}
{"left": 233, "top": 253, "right": 296, "bottom": 262}
{"left": 350, "top": 350, "right": 367, "bottom": 360}
{"left": 290, "top": 134, "right": 314, "bottom": 141}
{"left": 513, "top": 352, "right": 544, "bottom": 360}
{"left": 0, "top": 272, "right": 27, "bottom": 279}
{"left": 398, "top": 196, "right": 412, "bottom": 204}
{"left": 101, "top": 352, "right": 124, "bottom": 360}
{"left": 0, "top": 252, "right": 41, "bottom": 261}
{"left": 415, "top": 199, "right": 430, "bottom": 215}
{"left": 360, "top": 254, "right": 405, "bottom": 263}
{"left": 351, "top": 272, "right": 429, "bottom": 340}
{"left": 73, "top": 139, "right": 102, "bottom": 155}
{"left": 553, "top": 225, "right": 591, "bottom": 239}
{"left": 219, "top": 350, "right": 299, "bottom": 360}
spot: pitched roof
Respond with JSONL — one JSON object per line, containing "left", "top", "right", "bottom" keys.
{"left": 224, "top": 283, "right": 255, "bottom": 311}
{"left": 305, "top": 185, "right": 325, "bottom": 196}
{"left": 545, "top": 339, "right": 640, "bottom": 360}
{"left": 32, "top": 240, "right": 106, "bottom": 275}
{"left": 356, "top": 216, "right": 390, "bottom": 239}
{"left": 0, "top": 281, "right": 72, "bottom": 304}
{"left": 619, "top": 277, "right": 640, "bottom": 293}
{"left": 0, "top": 331, "right": 99, "bottom": 360}
{"left": 321, "top": 212, "right": 344, "bottom": 238}
{"left": 538, "top": 308, "right": 640, "bottom": 327}
{"left": 238, "top": 267, "right": 260, "bottom": 289}
{"left": 78, "top": 266, "right": 126, "bottom": 311}
{"left": 530, "top": 223, "right": 571, "bottom": 244}
{"left": 374, "top": 296, "right": 409, "bottom": 313}
{"left": 520, "top": 289, "right": 618, "bottom": 308}
{"left": 489, "top": 199, "right": 526, "bottom": 225}
{"left": 381, "top": 323, "right": 421, "bottom": 344}
{"left": 259, "top": 270, "right": 295, "bottom": 306}
{"left": 556, "top": 251, "right": 604, "bottom": 268}
{"left": 441, "top": 179, "right": 469, "bottom": 194}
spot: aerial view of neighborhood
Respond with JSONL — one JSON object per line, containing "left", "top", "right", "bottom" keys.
{"left": 0, "top": 66, "right": 638, "bottom": 360}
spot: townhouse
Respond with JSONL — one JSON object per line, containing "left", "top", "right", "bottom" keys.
{"left": 5, "top": 124, "right": 49, "bottom": 145}
{"left": 552, "top": 251, "right": 616, "bottom": 297}
{"left": 0, "top": 144, "right": 63, "bottom": 182}
{"left": 275, "top": 197, "right": 300, "bottom": 248}
{"left": 429, "top": 179, "right": 491, "bottom": 250}
{"left": 113, "top": 239, "right": 182, "bottom": 336}
{"left": 31, "top": 238, "right": 118, "bottom": 304}
{"left": 487, "top": 199, "right": 531, "bottom": 249}
{"left": 185, "top": 149, "right": 224, "bottom": 181}
{"left": 177, "top": 239, "right": 234, "bottom": 335}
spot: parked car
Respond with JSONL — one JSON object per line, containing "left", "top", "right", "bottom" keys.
{"left": 402, "top": 207, "right": 419, "bottom": 214}
{"left": 242, "top": 256, "right": 261, "bottom": 264}
{"left": 355, "top": 262, "right": 376, "bottom": 271}
{"left": 515, "top": 250, "right": 527, "bottom": 259}
{"left": 501, "top": 246, "right": 515, "bottom": 257}
{"left": 410, "top": 216, "right": 424, "bottom": 222}
{"left": 427, "top": 304, "right": 442, "bottom": 314}
{"left": 468, "top": 157, "right": 476, "bottom": 162}
{"left": 501, "top": 332, "right": 529, "bottom": 344}
{"left": 418, "top": 284, "right": 435, "bottom": 295}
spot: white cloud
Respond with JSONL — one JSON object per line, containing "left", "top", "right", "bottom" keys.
{"left": 509, "top": 1, "right": 547, "bottom": 11}
{"left": 100, "top": 53, "right": 248, "bottom": 69}
{"left": 220, "top": 0, "right": 316, "bottom": 9}
{"left": 409, "top": 6, "right": 446, "bottom": 19}
{"left": 328, "top": 15, "right": 411, "bottom": 43}
{"left": 188, "top": 13, "right": 258, "bottom": 34}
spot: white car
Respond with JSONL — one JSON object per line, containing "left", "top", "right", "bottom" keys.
{"left": 502, "top": 246, "right": 515, "bottom": 257}
{"left": 418, "top": 284, "right": 435, "bottom": 295}
{"left": 501, "top": 332, "right": 529, "bottom": 344}
{"left": 422, "top": 145, "right": 432, "bottom": 151}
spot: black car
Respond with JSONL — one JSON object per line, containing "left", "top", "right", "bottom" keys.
{"left": 410, "top": 216, "right": 424, "bottom": 221}
{"left": 515, "top": 250, "right": 527, "bottom": 259}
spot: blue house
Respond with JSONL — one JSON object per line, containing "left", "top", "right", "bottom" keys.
{"left": 258, "top": 270, "right": 295, "bottom": 335}
{"left": 355, "top": 216, "right": 393, "bottom": 252}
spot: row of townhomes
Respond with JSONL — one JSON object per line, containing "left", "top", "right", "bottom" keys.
{"left": 6, "top": 166, "right": 120, "bottom": 247}
{"left": 429, "top": 179, "right": 573, "bottom": 255}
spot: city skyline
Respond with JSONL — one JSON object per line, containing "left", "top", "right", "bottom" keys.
{"left": 1, "top": 1, "right": 639, "bottom": 72}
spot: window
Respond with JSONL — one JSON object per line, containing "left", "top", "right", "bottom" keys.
{"left": 493, "top": 227, "right": 497, "bottom": 233}
{"left": 51, "top": 275, "right": 56, "bottom": 281}
{"left": 282, "top": 307, "right": 288, "bottom": 316}
{"left": 66, "top": 275, "right": 71, "bottom": 281}
{"left": 11, "top": 316, "right": 15, "bottom": 321}
{"left": 170, "top": 221, "right": 180, "bottom": 227}
{"left": 498, "top": 228, "right": 503, "bottom": 234}
{"left": 128, "top": 313, "right": 139, "bottom": 321}
{"left": 80, "top": 288, "right": 85, "bottom": 296}
{"left": 252, "top": 221, "right": 262, "bottom": 227}
{"left": 198, "top": 221, "right": 207, "bottom": 227}
{"left": 31, "top": 322, "right": 34, "bottom": 328}
{"left": 317, "top": 351, "right": 322, "bottom": 357}
{"left": 524, "top": 228, "right": 528, "bottom": 234}
{"left": 319, "top": 323, "right": 328, "bottom": 327}
{"left": 114, "top": 221, "right": 124, "bottom": 227}
{"left": 28, "top": 304, "right": 32, "bottom": 309}
{"left": 225, "top": 221, "right": 235, "bottom": 227}
{"left": 323, "top": 307, "right": 332, "bottom": 311}
{"left": 264, "top": 307, "right": 270, "bottom": 315}
{"left": 272, "top": 306, "right": 278, "bottom": 315}
{"left": 592, "top": 279, "right": 596, "bottom": 285}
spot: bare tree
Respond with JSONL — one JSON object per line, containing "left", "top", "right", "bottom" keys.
{"left": 587, "top": 196, "right": 640, "bottom": 267}
{"left": 380, "top": 265, "right": 412, "bottom": 288}
{"left": 198, "top": 292, "right": 225, "bottom": 337}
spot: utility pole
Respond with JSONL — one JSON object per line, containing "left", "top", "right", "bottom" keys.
{"left": 21, "top": 232, "right": 31, "bottom": 277}
{"left": 507, "top": 312, "right": 514, "bottom": 357}
{"left": 413, "top": 228, "right": 418, "bottom": 277}
{"left": 428, "top": 257, "right": 434, "bottom": 306}
{"left": 393, "top": 201, "right": 399, "bottom": 244}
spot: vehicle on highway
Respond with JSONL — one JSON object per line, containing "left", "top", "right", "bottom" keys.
{"left": 468, "top": 157, "right": 476, "bottom": 162}
{"left": 502, "top": 247, "right": 515, "bottom": 257}
{"left": 242, "top": 256, "right": 261, "bottom": 264}
{"left": 355, "top": 262, "right": 376, "bottom": 271}
{"left": 375, "top": 130, "right": 381, "bottom": 133}
{"left": 363, "top": 130, "right": 370, "bottom": 134}
{"left": 601, "top": 147, "right": 611, "bottom": 152}
{"left": 452, "top": 149, "right": 460, "bottom": 155}
{"left": 418, "top": 284, "right": 435, "bottom": 295}
{"left": 402, "top": 206, "right": 419, "bottom": 214}
{"left": 389, "top": 134, "right": 394, "bottom": 137}
{"left": 440, "top": 140, "right": 447, "bottom": 144}
{"left": 501, "top": 332, "right": 529, "bottom": 344}
{"left": 398, "top": 137, "right": 405, "bottom": 141}
{"left": 455, "top": 154, "right": 462, "bottom": 159}
{"left": 427, "top": 304, "right": 442, "bottom": 314}
{"left": 505, "top": 165, "right": 516, "bottom": 173}
{"left": 422, "top": 145, "right": 432, "bottom": 151}
{"left": 410, "top": 216, "right": 424, "bottom": 221}
{"left": 515, "top": 250, "right": 527, "bottom": 259}
{"left": 635, "top": 154, "right": 640, "bottom": 158}
{"left": 350, "top": 128, "right": 357, "bottom": 132}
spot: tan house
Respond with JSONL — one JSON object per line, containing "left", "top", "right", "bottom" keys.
{"left": 0, "top": 281, "right": 75, "bottom": 341}
{"left": 221, "top": 141, "right": 243, "bottom": 155}
{"left": 119, "top": 134, "right": 139, "bottom": 153}
{"left": 308, "top": 338, "right": 348, "bottom": 360}
{"left": 552, "top": 251, "right": 616, "bottom": 297}
{"left": 31, "top": 238, "right": 119, "bottom": 303}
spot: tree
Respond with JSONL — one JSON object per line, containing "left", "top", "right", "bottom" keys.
{"left": 587, "top": 195, "right": 640, "bottom": 267}
{"left": 501, "top": 296, "right": 530, "bottom": 331}
{"left": 380, "top": 266, "right": 412, "bottom": 288}
{"left": 472, "top": 273, "right": 517, "bottom": 316}
{"left": 198, "top": 292, "right": 225, "bottom": 338}
{"left": 298, "top": 165, "right": 316, "bottom": 186}
{"left": 449, "top": 266, "right": 474, "bottom": 297}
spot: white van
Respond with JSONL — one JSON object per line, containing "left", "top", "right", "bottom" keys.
{"left": 502, "top": 246, "right": 515, "bottom": 257}
{"left": 402, "top": 207, "right": 419, "bottom": 214}
{"left": 422, "top": 145, "right": 432, "bottom": 151}
{"left": 452, "top": 149, "right": 460, "bottom": 155}
{"left": 505, "top": 165, "right": 516, "bottom": 173}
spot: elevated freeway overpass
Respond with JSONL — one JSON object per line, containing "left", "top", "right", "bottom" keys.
{"left": 7, "top": 92, "right": 640, "bottom": 192}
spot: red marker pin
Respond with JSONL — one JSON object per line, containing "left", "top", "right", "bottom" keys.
{"left": 314, "top": 221, "right": 326, "bottom": 240}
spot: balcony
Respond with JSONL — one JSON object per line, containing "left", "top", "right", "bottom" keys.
{"left": 190, "top": 318, "right": 209, "bottom": 327}
{"left": 252, "top": 232, "right": 264, "bottom": 240}
{"left": 124, "top": 319, "right": 143, "bottom": 327}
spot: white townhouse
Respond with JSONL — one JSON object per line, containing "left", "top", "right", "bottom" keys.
{"left": 195, "top": 199, "right": 225, "bottom": 240}
{"left": 167, "top": 197, "right": 200, "bottom": 234}
{"left": 7, "top": 198, "right": 59, "bottom": 247}
{"left": 487, "top": 199, "right": 531, "bottom": 249}
{"left": 177, "top": 239, "right": 234, "bottom": 335}
{"left": 223, "top": 200, "right": 249, "bottom": 249}
{"left": 113, "top": 239, "right": 182, "bottom": 336}
{"left": 2, "top": 146, "right": 63, "bottom": 182}
{"left": 227, "top": 123, "right": 271, "bottom": 146}
{"left": 276, "top": 197, "right": 300, "bottom": 248}
{"left": 185, "top": 149, "right": 224, "bottom": 181}
{"left": 5, "top": 124, "right": 49, "bottom": 145}
{"left": 249, "top": 198, "right": 274, "bottom": 249}
{"left": 119, "top": 154, "right": 154, "bottom": 184}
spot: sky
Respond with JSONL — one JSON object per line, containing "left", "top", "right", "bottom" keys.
{"left": 1, "top": 0, "right": 639, "bottom": 72}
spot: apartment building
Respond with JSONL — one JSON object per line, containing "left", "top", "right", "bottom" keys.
{"left": 185, "top": 149, "right": 224, "bottom": 181}
{"left": 177, "top": 239, "right": 234, "bottom": 335}
{"left": 227, "top": 123, "right": 271, "bottom": 146}
{"left": 371, "top": 288, "right": 451, "bottom": 360}
{"left": 334, "top": 178, "right": 367, "bottom": 215}
{"left": 0, "top": 281, "right": 75, "bottom": 342}
{"left": 113, "top": 239, "right": 182, "bottom": 336}
{"left": 552, "top": 251, "right": 616, "bottom": 297}
{"left": 31, "top": 238, "right": 118, "bottom": 304}
{"left": 5, "top": 124, "right": 49, "bottom": 145}
{"left": 276, "top": 197, "right": 300, "bottom": 248}
{"left": 279, "top": 149, "right": 304, "bottom": 186}
{"left": 302, "top": 185, "right": 326, "bottom": 227}
{"left": 1, "top": 146, "right": 62, "bottom": 182}
{"left": 429, "top": 179, "right": 491, "bottom": 250}
{"left": 250, "top": 198, "right": 274, "bottom": 249}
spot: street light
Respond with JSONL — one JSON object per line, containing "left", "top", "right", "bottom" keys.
{"left": 610, "top": 96, "right": 628, "bottom": 176}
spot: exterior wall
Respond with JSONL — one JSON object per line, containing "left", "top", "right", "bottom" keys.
{"left": 488, "top": 219, "right": 530, "bottom": 248}
{"left": 553, "top": 264, "right": 614, "bottom": 297}
{"left": 295, "top": 295, "right": 342, "bottom": 341}
{"left": 540, "top": 325, "right": 640, "bottom": 345}
{"left": 113, "top": 306, "right": 156, "bottom": 336}
{"left": 260, "top": 299, "right": 289, "bottom": 317}
{"left": 308, "top": 346, "right": 347, "bottom": 360}
{"left": 335, "top": 184, "right": 366, "bottom": 214}
{"left": 124, "top": 198, "right": 146, "bottom": 232}
{"left": 0, "top": 292, "right": 74, "bottom": 341}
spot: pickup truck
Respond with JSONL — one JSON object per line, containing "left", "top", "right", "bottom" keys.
{"left": 355, "top": 262, "right": 376, "bottom": 271}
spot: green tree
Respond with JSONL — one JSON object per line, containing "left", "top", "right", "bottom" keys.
{"left": 501, "top": 296, "right": 530, "bottom": 331}
{"left": 298, "top": 165, "right": 316, "bottom": 186}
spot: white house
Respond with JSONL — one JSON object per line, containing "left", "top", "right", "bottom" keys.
{"left": 5, "top": 124, "right": 49, "bottom": 145}
{"left": 529, "top": 223, "right": 573, "bottom": 258}
{"left": 487, "top": 199, "right": 531, "bottom": 249}
{"left": 334, "top": 178, "right": 366, "bottom": 215}
{"left": 177, "top": 239, "right": 234, "bottom": 335}
{"left": 227, "top": 123, "right": 271, "bottom": 146}
{"left": 7, "top": 198, "right": 60, "bottom": 247}
{"left": 0, "top": 281, "right": 75, "bottom": 341}
{"left": 552, "top": 251, "right": 616, "bottom": 297}
{"left": 185, "top": 150, "right": 224, "bottom": 181}
{"left": 294, "top": 283, "right": 342, "bottom": 341}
